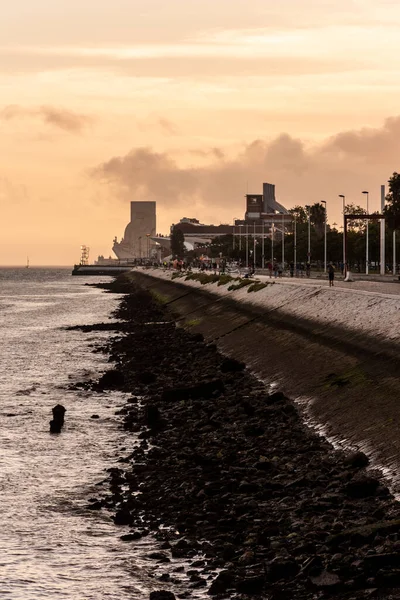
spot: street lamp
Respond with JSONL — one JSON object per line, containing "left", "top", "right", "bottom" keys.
{"left": 146, "top": 233, "right": 151, "bottom": 259}
{"left": 281, "top": 212, "right": 285, "bottom": 269}
{"left": 339, "top": 195, "right": 346, "bottom": 275}
{"left": 362, "top": 191, "right": 369, "bottom": 275}
{"left": 239, "top": 224, "right": 243, "bottom": 251}
{"left": 261, "top": 219, "right": 265, "bottom": 269}
{"left": 293, "top": 215, "right": 297, "bottom": 274}
{"left": 271, "top": 222, "right": 275, "bottom": 264}
{"left": 246, "top": 223, "right": 249, "bottom": 268}
{"left": 253, "top": 221, "right": 256, "bottom": 269}
{"left": 305, "top": 205, "right": 311, "bottom": 264}
{"left": 321, "top": 200, "right": 327, "bottom": 273}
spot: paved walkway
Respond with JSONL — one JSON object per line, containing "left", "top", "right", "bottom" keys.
{"left": 255, "top": 273, "right": 400, "bottom": 297}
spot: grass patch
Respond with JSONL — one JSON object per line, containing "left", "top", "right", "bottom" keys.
{"left": 217, "top": 274, "right": 234, "bottom": 286}
{"left": 228, "top": 278, "right": 254, "bottom": 291}
{"left": 247, "top": 281, "right": 270, "bottom": 293}
{"left": 171, "top": 272, "right": 184, "bottom": 280}
{"left": 185, "top": 318, "right": 201, "bottom": 328}
{"left": 185, "top": 273, "right": 220, "bottom": 285}
{"left": 149, "top": 290, "right": 169, "bottom": 305}
{"left": 324, "top": 366, "right": 369, "bottom": 390}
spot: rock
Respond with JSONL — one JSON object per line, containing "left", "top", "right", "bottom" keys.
{"left": 145, "top": 405, "right": 161, "bottom": 428}
{"left": 220, "top": 358, "right": 245, "bottom": 373}
{"left": 363, "top": 553, "right": 400, "bottom": 571}
{"left": 91, "top": 414, "right": 100, "bottom": 419}
{"left": 266, "top": 558, "right": 299, "bottom": 582}
{"left": 161, "top": 379, "right": 224, "bottom": 402}
{"left": 97, "top": 369, "right": 125, "bottom": 390}
{"left": 345, "top": 475, "right": 380, "bottom": 498}
{"left": 147, "top": 552, "right": 171, "bottom": 563}
{"left": 344, "top": 451, "right": 370, "bottom": 469}
{"left": 236, "top": 576, "right": 264, "bottom": 594}
{"left": 208, "top": 570, "right": 234, "bottom": 595}
{"left": 149, "top": 592, "right": 176, "bottom": 600}
{"left": 310, "top": 570, "right": 341, "bottom": 588}
{"left": 120, "top": 531, "right": 143, "bottom": 541}
{"left": 238, "top": 550, "right": 255, "bottom": 565}
{"left": 266, "top": 391, "right": 286, "bottom": 404}
{"left": 139, "top": 371, "right": 157, "bottom": 384}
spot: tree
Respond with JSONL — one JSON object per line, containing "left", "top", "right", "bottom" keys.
{"left": 288, "top": 206, "right": 308, "bottom": 224}
{"left": 384, "top": 172, "right": 400, "bottom": 230}
{"left": 344, "top": 203, "right": 366, "bottom": 231}
{"left": 309, "top": 202, "right": 326, "bottom": 239}
{"left": 170, "top": 225, "right": 185, "bottom": 259}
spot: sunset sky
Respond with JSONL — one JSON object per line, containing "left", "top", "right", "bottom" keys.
{"left": 1, "top": 0, "right": 400, "bottom": 264}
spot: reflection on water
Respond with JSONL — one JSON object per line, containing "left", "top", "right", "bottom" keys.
{"left": 0, "top": 269, "right": 210, "bottom": 599}
{"left": 0, "top": 269, "right": 142, "bottom": 599}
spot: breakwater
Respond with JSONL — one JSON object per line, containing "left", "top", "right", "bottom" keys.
{"left": 127, "top": 270, "right": 400, "bottom": 493}
{"left": 92, "top": 274, "right": 400, "bottom": 599}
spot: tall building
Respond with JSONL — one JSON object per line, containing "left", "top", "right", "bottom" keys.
{"left": 262, "top": 182, "right": 288, "bottom": 214}
{"left": 113, "top": 201, "right": 156, "bottom": 259}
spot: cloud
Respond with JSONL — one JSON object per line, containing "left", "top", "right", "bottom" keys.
{"left": 91, "top": 116, "right": 400, "bottom": 227}
{"left": 1, "top": 105, "right": 93, "bottom": 133}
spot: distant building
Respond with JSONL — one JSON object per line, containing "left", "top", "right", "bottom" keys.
{"left": 113, "top": 201, "right": 157, "bottom": 260}
{"left": 262, "top": 182, "right": 288, "bottom": 214}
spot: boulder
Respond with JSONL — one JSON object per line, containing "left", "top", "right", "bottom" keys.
{"left": 149, "top": 592, "right": 176, "bottom": 600}
{"left": 344, "top": 451, "right": 370, "bottom": 469}
{"left": 220, "top": 358, "right": 245, "bottom": 373}
{"left": 208, "top": 570, "right": 235, "bottom": 595}
{"left": 345, "top": 475, "right": 380, "bottom": 498}
{"left": 97, "top": 369, "right": 125, "bottom": 390}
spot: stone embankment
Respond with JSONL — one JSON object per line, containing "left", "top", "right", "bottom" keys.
{"left": 89, "top": 275, "right": 400, "bottom": 599}
{"left": 125, "top": 270, "right": 400, "bottom": 495}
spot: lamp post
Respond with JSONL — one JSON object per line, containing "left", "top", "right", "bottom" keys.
{"left": 362, "top": 191, "right": 369, "bottom": 274}
{"left": 253, "top": 221, "right": 256, "bottom": 268}
{"left": 146, "top": 233, "right": 151, "bottom": 259}
{"left": 239, "top": 224, "right": 243, "bottom": 251}
{"left": 281, "top": 212, "right": 285, "bottom": 269}
{"left": 339, "top": 195, "right": 346, "bottom": 275}
{"left": 246, "top": 223, "right": 249, "bottom": 268}
{"left": 321, "top": 200, "right": 327, "bottom": 273}
{"left": 271, "top": 222, "right": 275, "bottom": 263}
{"left": 262, "top": 219, "right": 265, "bottom": 269}
{"left": 306, "top": 205, "right": 311, "bottom": 264}
{"left": 138, "top": 236, "right": 142, "bottom": 259}
{"left": 294, "top": 215, "right": 297, "bottom": 274}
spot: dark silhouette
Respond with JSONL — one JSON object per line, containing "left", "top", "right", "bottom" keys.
{"left": 50, "top": 404, "right": 66, "bottom": 433}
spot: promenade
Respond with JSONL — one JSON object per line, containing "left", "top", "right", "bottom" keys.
{"left": 256, "top": 273, "right": 400, "bottom": 297}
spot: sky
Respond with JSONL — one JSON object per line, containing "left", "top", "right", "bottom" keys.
{"left": 1, "top": 0, "right": 400, "bottom": 265}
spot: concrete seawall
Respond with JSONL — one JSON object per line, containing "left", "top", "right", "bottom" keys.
{"left": 129, "top": 270, "right": 400, "bottom": 492}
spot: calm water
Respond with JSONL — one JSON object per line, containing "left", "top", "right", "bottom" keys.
{"left": 0, "top": 268, "right": 153, "bottom": 599}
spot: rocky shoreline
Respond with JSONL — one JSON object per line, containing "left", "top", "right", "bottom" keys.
{"left": 86, "top": 276, "right": 400, "bottom": 599}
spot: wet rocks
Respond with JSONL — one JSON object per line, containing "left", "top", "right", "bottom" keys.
{"left": 95, "top": 278, "right": 400, "bottom": 599}
{"left": 96, "top": 369, "right": 125, "bottom": 390}
{"left": 149, "top": 591, "right": 176, "bottom": 600}
{"left": 344, "top": 450, "right": 370, "bottom": 469}
{"left": 345, "top": 475, "right": 380, "bottom": 498}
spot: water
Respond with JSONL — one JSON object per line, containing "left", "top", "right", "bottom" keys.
{"left": 0, "top": 268, "right": 149, "bottom": 599}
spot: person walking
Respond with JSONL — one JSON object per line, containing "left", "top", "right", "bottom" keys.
{"left": 328, "top": 262, "right": 335, "bottom": 287}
